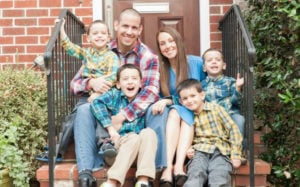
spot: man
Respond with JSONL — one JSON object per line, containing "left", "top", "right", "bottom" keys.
{"left": 71, "top": 8, "right": 160, "bottom": 187}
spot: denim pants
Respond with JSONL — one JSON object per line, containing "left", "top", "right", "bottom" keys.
{"left": 74, "top": 97, "right": 104, "bottom": 172}
{"left": 145, "top": 105, "right": 170, "bottom": 170}
{"left": 231, "top": 113, "right": 246, "bottom": 149}
{"left": 184, "top": 150, "right": 232, "bottom": 187}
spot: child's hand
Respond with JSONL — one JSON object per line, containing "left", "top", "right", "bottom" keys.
{"left": 231, "top": 158, "right": 241, "bottom": 169}
{"left": 107, "top": 126, "right": 120, "bottom": 144}
{"left": 236, "top": 73, "right": 244, "bottom": 92}
{"left": 186, "top": 147, "right": 195, "bottom": 159}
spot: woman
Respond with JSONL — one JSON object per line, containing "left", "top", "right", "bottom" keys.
{"left": 148, "top": 27, "right": 206, "bottom": 187}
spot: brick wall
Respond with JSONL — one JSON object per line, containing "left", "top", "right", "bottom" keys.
{"left": 0, "top": 0, "right": 246, "bottom": 69}
{"left": 0, "top": 0, "right": 93, "bottom": 69}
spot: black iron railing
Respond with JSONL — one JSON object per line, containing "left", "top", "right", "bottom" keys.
{"left": 43, "top": 9, "right": 85, "bottom": 187}
{"left": 219, "top": 4, "right": 256, "bottom": 187}
{"left": 43, "top": 5, "right": 255, "bottom": 187}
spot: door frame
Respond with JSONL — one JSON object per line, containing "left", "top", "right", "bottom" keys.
{"left": 92, "top": 0, "right": 210, "bottom": 55}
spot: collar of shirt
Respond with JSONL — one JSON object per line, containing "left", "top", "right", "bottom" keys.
{"left": 109, "top": 39, "right": 141, "bottom": 57}
{"left": 88, "top": 46, "right": 109, "bottom": 56}
{"left": 205, "top": 74, "right": 224, "bottom": 82}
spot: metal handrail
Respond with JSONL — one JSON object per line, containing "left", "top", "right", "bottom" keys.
{"left": 43, "top": 9, "right": 85, "bottom": 187}
{"left": 219, "top": 4, "right": 256, "bottom": 187}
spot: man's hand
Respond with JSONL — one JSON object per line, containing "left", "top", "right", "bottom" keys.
{"left": 236, "top": 73, "right": 244, "bottom": 92}
{"left": 151, "top": 99, "right": 171, "bottom": 115}
{"left": 231, "top": 158, "right": 242, "bottom": 169}
{"left": 88, "top": 74, "right": 113, "bottom": 94}
{"left": 87, "top": 92, "right": 101, "bottom": 103}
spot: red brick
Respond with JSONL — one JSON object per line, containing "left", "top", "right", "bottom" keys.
{"left": 254, "top": 131, "right": 262, "bottom": 144}
{"left": 210, "top": 6, "right": 221, "bottom": 14}
{"left": 18, "top": 55, "right": 37, "bottom": 63}
{"left": 210, "top": 15, "right": 223, "bottom": 24}
{"left": 210, "top": 0, "right": 233, "bottom": 5}
{"left": 26, "top": 9, "right": 49, "bottom": 17}
{"left": 40, "top": 36, "right": 50, "bottom": 44}
{"left": 39, "top": 18, "right": 56, "bottom": 26}
{"left": 210, "top": 32, "right": 222, "bottom": 41}
{"left": 40, "top": 0, "right": 61, "bottom": 7}
{"left": 0, "top": 1, "right": 13, "bottom": 8}
{"left": 2, "top": 46, "right": 25, "bottom": 53}
{"left": 2, "top": 9, "right": 25, "bottom": 17}
{"left": 75, "top": 8, "right": 92, "bottom": 17}
{"left": 0, "top": 19, "right": 13, "bottom": 26}
{"left": 210, "top": 42, "right": 222, "bottom": 50}
{"left": 16, "top": 36, "right": 38, "bottom": 44}
{"left": 0, "top": 55, "right": 13, "bottom": 63}
{"left": 234, "top": 175, "right": 268, "bottom": 186}
{"left": 27, "top": 45, "right": 46, "bottom": 53}
{"left": 14, "top": 0, "right": 37, "bottom": 8}
{"left": 0, "top": 37, "right": 13, "bottom": 44}
{"left": 50, "top": 8, "right": 65, "bottom": 17}
{"left": 234, "top": 159, "right": 271, "bottom": 175}
{"left": 15, "top": 18, "right": 37, "bottom": 26}
{"left": 2, "top": 64, "right": 26, "bottom": 70}
{"left": 3, "top": 27, "right": 25, "bottom": 35}
{"left": 222, "top": 5, "right": 232, "bottom": 14}
{"left": 27, "top": 27, "right": 49, "bottom": 35}
{"left": 82, "top": 17, "right": 93, "bottom": 26}
{"left": 64, "top": 0, "right": 81, "bottom": 7}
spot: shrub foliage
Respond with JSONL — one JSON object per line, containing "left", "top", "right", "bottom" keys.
{"left": 245, "top": 0, "right": 300, "bottom": 185}
{"left": 0, "top": 68, "right": 48, "bottom": 186}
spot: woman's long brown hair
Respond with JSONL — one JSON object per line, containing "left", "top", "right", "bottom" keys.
{"left": 156, "top": 27, "right": 189, "bottom": 96}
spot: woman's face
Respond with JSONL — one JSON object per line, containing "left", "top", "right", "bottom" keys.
{"left": 157, "top": 32, "right": 178, "bottom": 61}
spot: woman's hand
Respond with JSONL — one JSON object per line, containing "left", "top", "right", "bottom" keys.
{"left": 186, "top": 147, "right": 195, "bottom": 159}
{"left": 151, "top": 99, "right": 171, "bottom": 115}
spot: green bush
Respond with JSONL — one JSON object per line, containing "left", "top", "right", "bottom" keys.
{"left": 245, "top": 0, "right": 300, "bottom": 185}
{"left": 0, "top": 68, "right": 48, "bottom": 186}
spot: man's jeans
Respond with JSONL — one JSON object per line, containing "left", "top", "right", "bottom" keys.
{"left": 74, "top": 98, "right": 104, "bottom": 172}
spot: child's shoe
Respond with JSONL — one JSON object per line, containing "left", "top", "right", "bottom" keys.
{"left": 98, "top": 142, "right": 117, "bottom": 166}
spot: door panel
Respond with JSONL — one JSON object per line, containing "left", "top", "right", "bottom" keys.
{"left": 106, "top": 0, "right": 200, "bottom": 55}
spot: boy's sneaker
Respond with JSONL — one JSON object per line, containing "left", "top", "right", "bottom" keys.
{"left": 98, "top": 142, "right": 117, "bottom": 166}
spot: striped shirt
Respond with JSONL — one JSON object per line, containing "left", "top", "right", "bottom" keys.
{"left": 90, "top": 87, "right": 144, "bottom": 136}
{"left": 201, "top": 75, "right": 242, "bottom": 114}
{"left": 70, "top": 39, "right": 160, "bottom": 121}
{"left": 193, "top": 102, "right": 242, "bottom": 159}
{"left": 61, "top": 37, "right": 120, "bottom": 84}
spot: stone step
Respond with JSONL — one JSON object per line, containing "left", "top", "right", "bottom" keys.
{"left": 36, "top": 159, "right": 271, "bottom": 187}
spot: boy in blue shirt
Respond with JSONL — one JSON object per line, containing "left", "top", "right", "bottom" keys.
{"left": 90, "top": 64, "right": 157, "bottom": 187}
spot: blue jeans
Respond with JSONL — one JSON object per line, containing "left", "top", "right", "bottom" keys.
{"left": 231, "top": 113, "right": 246, "bottom": 150}
{"left": 74, "top": 97, "right": 104, "bottom": 172}
{"left": 145, "top": 105, "right": 170, "bottom": 170}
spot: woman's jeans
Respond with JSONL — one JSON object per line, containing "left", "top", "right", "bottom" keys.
{"left": 145, "top": 105, "right": 170, "bottom": 170}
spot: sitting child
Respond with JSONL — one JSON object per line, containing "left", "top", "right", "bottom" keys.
{"left": 90, "top": 64, "right": 157, "bottom": 187}
{"left": 201, "top": 48, "right": 247, "bottom": 156}
{"left": 176, "top": 79, "right": 243, "bottom": 186}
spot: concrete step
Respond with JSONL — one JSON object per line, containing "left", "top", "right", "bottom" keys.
{"left": 36, "top": 159, "right": 271, "bottom": 187}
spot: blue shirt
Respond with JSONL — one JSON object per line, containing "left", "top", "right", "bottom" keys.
{"left": 201, "top": 75, "right": 242, "bottom": 114}
{"left": 90, "top": 87, "right": 144, "bottom": 136}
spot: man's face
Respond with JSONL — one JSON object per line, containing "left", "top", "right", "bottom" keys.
{"left": 114, "top": 14, "right": 142, "bottom": 53}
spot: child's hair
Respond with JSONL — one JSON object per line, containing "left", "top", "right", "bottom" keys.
{"left": 116, "top": 64, "right": 142, "bottom": 81}
{"left": 202, "top": 48, "right": 224, "bottom": 63}
{"left": 176, "top": 79, "right": 203, "bottom": 97}
{"left": 87, "top": 20, "right": 109, "bottom": 35}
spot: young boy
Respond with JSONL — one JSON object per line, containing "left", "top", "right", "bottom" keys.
{"left": 90, "top": 64, "right": 157, "bottom": 187}
{"left": 60, "top": 19, "right": 120, "bottom": 102}
{"left": 201, "top": 48, "right": 246, "bottom": 152}
{"left": 176, "top": 79, "right": 243, "bottom": 186}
